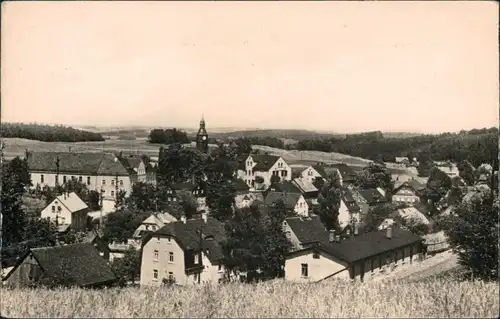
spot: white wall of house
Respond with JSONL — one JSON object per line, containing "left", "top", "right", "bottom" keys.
{"left": 30, "top": 172, "right": 133, "bottom": 199}
{"left": 243, "top": 156, "right": 292, "bottom": 190}
{"left": 285, "top": 250, "right": 350, "bottom": 282}
{"left": 338, "top": 200, "right": 350, "bottom": 228}
{"left": 283, "top": 221, "right": 304, "bottom": 251}
{"left": 299, "top": 166, "right": 324, "bottom": 184}
{"left": 294, "top": 196, "right": 309, "bottom": 217}
{"left": 392, "top": 188, "right": 420, "bottom": 205}
{"left": 140, "top": 236, "right": 225, "bottom": 287}
{"left": 40, "top": 198, "right": 73, "bottom": 225}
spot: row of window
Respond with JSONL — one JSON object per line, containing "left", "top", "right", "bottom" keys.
{"left": 39, "top": 174, "right": 124, "bottom": 186}
{"left": 153, "top": 250, "right": 175, "bottom": 262}
{"left": 272, "top": 170, "right": 288, "bottom": 177}
{"left": 153, "top": 269, "right": 175, "bottom": 281}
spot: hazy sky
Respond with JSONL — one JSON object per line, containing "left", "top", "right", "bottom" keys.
{"left": 2, "top": 1, "right": 499, "bottom": 133}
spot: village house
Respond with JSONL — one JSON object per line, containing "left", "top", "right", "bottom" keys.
{"left": 264, "top": 191, "right": 309, "bottom": 217}
{"left": 165, "top": 182, "right": 207, "bottom": 212}
{"left": 108, "top": 242, "right": 134, "bottom": 262}
{"left": 391, "top": 179, "right": 425, "bottom": 205}
{"left": 291, "top": 178, "right": 320, "bottom": 205}
{"left": 242, "top": 154, "right": 292, "bottom": 190}
{"left": 26, "top": 151, "right": 135, "bottom": 200}
{"left": 140, "top": 213, "right": 227, "bottom": 286}
{"left": 299, "top": 165, "right": 328, "bottom": 184}
{"left": 284, "top": 227, "right": 424, "bottom": 283}
{"left": 117, "top": 153, "right": 157, "bottom": 185}
{"left": 128, "top": 212, "right": 178, "bottom": 248}
{"left": 231, "top": 179, "right": 263, "bottom": 209}
{"left": 2, "top": 243, "right": 116, "bottom": 288}
{"left": 282, "top": 214, "right": 327, "bottom": 251}
{"left": 434, "top": 162, "right": 460, "bottom": 178}
{"left": 40, "top": 192, "right": 89, "bottom": 232}
{"left": 338, "top": 189, "right": 362, "bottom": 228}
{"left": 378, "top": 204, "right": 431, "bottom": 230}
{"left": 329, "top": 163, "right": 357, "bottom": 185}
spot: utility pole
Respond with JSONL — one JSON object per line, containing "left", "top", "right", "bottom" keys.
{"left": 197, "top": 224, "right": 204, "bottom": 284}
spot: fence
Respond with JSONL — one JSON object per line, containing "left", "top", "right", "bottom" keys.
{"left": 426, "top": 241, "right": 450, "bottom": 255}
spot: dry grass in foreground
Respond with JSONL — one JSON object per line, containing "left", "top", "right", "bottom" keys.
{"left": 1, "top": 279, "right": 498, "bottom": 318}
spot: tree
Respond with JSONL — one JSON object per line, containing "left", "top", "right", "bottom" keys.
{"left": 126, "top": 182, "right": 157, "bottom": 211}
{"left": 222, "top": 204, "right": 267, "bottom": 282}
{"left": 417, "top": 151, "right": 434, "bottom": 177}
{"left": 156, "top": 147, "right": 206, "bottom": 186}
{"left": 315, "top": 180, "right": 342, "bottom": 231}
{"left": 111, "top": 248, "right": 142, "bottom": 286}
{"left": 1, "top": 157, "right": 30, "bottom": 246}
{"left": 357, "top": 162, "right": 394, "bottom": 198}
{"left": 102, "top": 209, "right": 150, "bottom": 243}
{"left": 440, "top": 192, "right": 498, "bottom": 281}
{"left": 363, "top": 203, "right": 395, "bottom": 232}
{"left": 457, "top": 160, "right": 475, "bottom": 185}
{"left": 261, "top": 199, "right": 291, "bottom": 278}
{"left": 399, "top": 216, "right": 429, "bottom": 236}
{"left": 269, "top": 175, "right": 281, "bottom": 184}
{"left": 230, "top": 138, "right": 252, "bottom": 156}
{"left": 424, "top": 167, "right": 452, "bottom": 206}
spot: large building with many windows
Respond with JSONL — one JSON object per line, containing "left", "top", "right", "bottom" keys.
{"left": 26, "top": 151, "right": 153, "bottom": 200}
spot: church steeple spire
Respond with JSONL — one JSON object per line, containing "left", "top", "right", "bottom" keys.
{"left": 196, "top": 114, "right": 208, "bottom": 152}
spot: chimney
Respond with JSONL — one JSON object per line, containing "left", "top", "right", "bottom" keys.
{"left": 328, "top": 230, "right": 335, "bottom": 243}
{"left": 354, "top": 224, "right": 359, "bottom": 236}
{"left": 386, "top": 226, "right": 392, "bottom": 239}
{"left": 335, "top": 235, "right": 341, "bottom": 242}
{"left": 201, "top": 211, "right": 208, "bottom": 223}
{"left": 181, "top": 215, "right": 187, "bottom": 224}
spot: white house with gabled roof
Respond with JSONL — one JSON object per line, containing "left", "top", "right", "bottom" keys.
{"left": 40, "top": 192, "right": 89, "bottom": 232}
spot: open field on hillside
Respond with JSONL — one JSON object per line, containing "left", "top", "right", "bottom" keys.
{"left": 1, "top": 278, "right": 497, "bottom": 318}
{"left": 2, "top": 138, "right": 371, "bottom": 166}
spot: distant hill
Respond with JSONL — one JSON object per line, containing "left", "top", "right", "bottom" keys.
{"left": 187, "top": 129, "right": 343, "bottom": 141}
{"left": 1, "top": 123, "right": 105, "bottom": 143}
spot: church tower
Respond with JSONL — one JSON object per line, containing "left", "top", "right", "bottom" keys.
{"left": 196, "top": 115, "right": 209, "bottom": 152}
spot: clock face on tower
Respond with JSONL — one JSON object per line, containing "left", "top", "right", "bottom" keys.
{"left": 202, "top": 136, "right": 207, "bottom": 141}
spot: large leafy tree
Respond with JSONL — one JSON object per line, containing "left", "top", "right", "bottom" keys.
{"left": 1, "top": 157, "right": 30, "bottom": 246}
{"left": 357, "top": 162, "right": 394, "bottom": 198}
{"left": 417, "top": 151, "right": 434, "bottom": 177}
{"left": 102, "top": 209, "right": 151, "bottom": 243}
{"left": 457, "top": 160, "right": 476, "bottom": 185}
{"left": 111, "top": 248, "right": 142, "bottom": 286}
{"left": 314, "top": 176, "right": 342, "bottom": 231}
{"left": 156, "top": 146, "right": 206, "bottom": 187}
{"left": 440, "top": 192, "right": 498, "bottom": 281}
{"left": 424, "top": 167, "right": 452, "bottom": 206}
{"left": 362, "top": 203, "right": 395, "bottom": 232}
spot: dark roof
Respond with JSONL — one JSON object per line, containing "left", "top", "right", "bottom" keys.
{"left": 27, "top": 152, "right": 130, "bottom": 176}
{"left": 5, "top": 243, "right": 116, "bottom": 287}
{"left": 268, "top": 181, "right": 302, "bottom": 194}
{"left": 171, "top": 182, "right": 197, "bottom": 191}
{"left": 394, "top": 180, "right": 425, "bottom": 193}
{"left": 358, "top": 188, "right": 387, "bottom": 205}
{"left": 264, "top": 191, "right": 303, "bottom": 210}
{"left": 235, "top": 154, "right": 249, "bottom": 170}
{"left": 152, "top": 217, "right": 226, "bottom": 263}
{"left": 250, "top": 154, "right": 280, "bottom": 172}
{"left": 285, "top": 215, "right": 326, "bottom": 245}
{"left": 330, "top": 164, "right": 356, "bottom": 180}
{"left": 308, "top": 228, "right": 423, "bottom": 264}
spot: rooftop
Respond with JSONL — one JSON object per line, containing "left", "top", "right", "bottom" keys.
{"left": 264, "top": 191, "right": 303, "bottom": 210}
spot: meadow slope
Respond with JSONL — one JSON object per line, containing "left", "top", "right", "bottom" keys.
{"left": 0, "top": 279, "right": 497, "bottom": 318}
{"left": 2, "top": 138, "right": 371, "bottom": 166}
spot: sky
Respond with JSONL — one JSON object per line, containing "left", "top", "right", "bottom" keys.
{"left": 2, "top": 1, "right": 499, "bottom": 133}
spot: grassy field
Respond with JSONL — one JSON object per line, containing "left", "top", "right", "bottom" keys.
{"left": 2, "top": 138, "right": 371, "bottom": 166}
{"left": 1, "top": 279, "right": 497, "bottom": 318}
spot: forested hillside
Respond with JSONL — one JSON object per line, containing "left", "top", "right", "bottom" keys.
{"left": 296, "top": 127, "right": 498, "bottom": 167}
{"left": 1, "top": 123, "right": 105, "bottom": 142}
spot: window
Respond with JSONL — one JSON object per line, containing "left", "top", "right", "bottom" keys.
{"left": 51, "top": 206, "right": 55, "bottom": 212}
{"left": 156, "top": 236, "right": 160, "bottom": 243}
{"left": 301, "top": 263, "right": 308, "bottom": 277}
{"left": 218, "top": 264, "right": 222, "bottom": 272}
{"left": 71, "top": 176, "right": 75, "bottom": 181}
{"left": 55, "top": 175, "right": 59, "bottom": 184}
{"left": 57, "top": 206, "right": 62, "bottom": 212}
{"left": 194, "top": 273, "right": 200, "bottom": 282}
{"left": 120, "top": 180, "right": 123, "bottom": 186}
{"left": 78, "top": 176, "right": 82, "bottom": 183}
{"left": 60, "top": 217, "right": 66, "bottom": 224}
{"left": 63, "top": 176, "right": 67, "bottom": 183}
{"left": 313, "top": 252, "right": 320, "bottom": 259}
{"left": 308, "top": 170, "right": 313, "bottom": 176}
{"left": 167, "top": 236, "right": 171, "bottom": 243}
{"left": 153, "top": 269, "right": 158, "bottom": 280}
{"left": 169, "top": 252, "right": 174, "bottom": 263}
{"left": 111, "top": 191, "right": 115, "bottom": 196}
{"left": 168, "top": 271, "right": 174, "bottom": 281}
{"left": 40, "top": 175, "right": 45, "bottom": 183}
{"left": 153, "top": 249, "right": 159, "bottom": 261}
{"left": 87, "top": 176, "right": 91, "bottom": 185}
{"left": 111, "top": 180, "right": 115, "bottom": 185}
{"left": 194, "top": 254, "right": 199, "bottom": 264}
{"left": 102, "top": 179, "right": 106, "bottom": 185}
